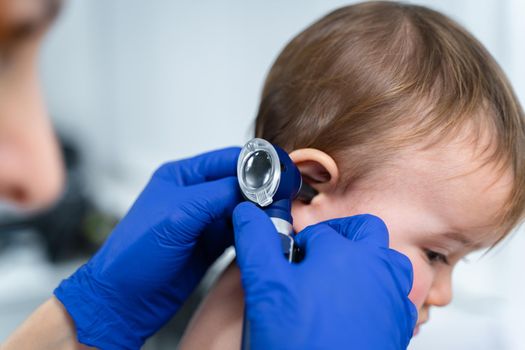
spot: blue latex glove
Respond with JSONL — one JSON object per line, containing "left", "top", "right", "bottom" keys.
{"left": 54, "top": 147, "right": 242, "bottom": 350}
{"left": 234, "top": 202, "right": 418, "bottom": 350}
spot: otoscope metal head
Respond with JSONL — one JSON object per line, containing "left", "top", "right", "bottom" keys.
{"left": 237, "top": 138, "right": 302, "bottom": 208}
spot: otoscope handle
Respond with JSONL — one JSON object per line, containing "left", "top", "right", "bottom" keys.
{"left": 266, "top": 199, "right": 303, "bottom": 263}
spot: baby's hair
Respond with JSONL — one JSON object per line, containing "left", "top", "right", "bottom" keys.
{"left": 254, "top": 1, "right": 525, "bottom": 241}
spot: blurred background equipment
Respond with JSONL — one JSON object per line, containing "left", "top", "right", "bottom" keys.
{"left": 1, "top": 1, "right": 524, "bottom": 349}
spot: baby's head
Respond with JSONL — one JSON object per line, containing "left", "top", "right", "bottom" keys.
{"left": 254, "top": 1, "right": 524, "bottom": 333}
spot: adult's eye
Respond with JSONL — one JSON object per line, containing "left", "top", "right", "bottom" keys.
{"left": 424, "top": 249, "right": 450, "bottom": 265}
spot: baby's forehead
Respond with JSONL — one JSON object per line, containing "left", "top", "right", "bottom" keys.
{"left": 396, "top": 118, "right": 509, "bottom": 186}
{"left": 382, "top": 132, "right": 512, "bottom": 241}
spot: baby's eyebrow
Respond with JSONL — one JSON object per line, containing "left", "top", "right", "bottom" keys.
{"left": 442, "top": 232, "right": 480, "bottom": 249}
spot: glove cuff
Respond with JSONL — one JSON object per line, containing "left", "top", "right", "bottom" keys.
{"left": 54, "top": 265, "right": 144, "bottom": 350}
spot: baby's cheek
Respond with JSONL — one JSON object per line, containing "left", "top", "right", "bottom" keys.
{"left": 389, "top": 242, "right": 434, "bottom": 310}
{"left": 405, "top": 254, "right": 433, "bottom": 310}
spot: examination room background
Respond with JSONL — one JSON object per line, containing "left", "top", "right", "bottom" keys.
{"left": 0, "top": 0, "right": 524, "bottom": 349}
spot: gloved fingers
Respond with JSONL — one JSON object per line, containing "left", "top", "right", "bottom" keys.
{"left": 187, "top": 175, "right": 243, "bottom": 219}
{"left": 233, "top": 202, "right": 287, "bottom": 280}
{"left": 198, "top": 218, "right": 235, "bottom": 265}
{"left": 164, "top": 177, "right": 241, "bottom": 244}
{"left": 294, "top": 215, "right": 390, "bottom": 260}
{"left": 401, "top": 292, "right": 419, "bottom": 347}
{"left": 322, "top": 214, "right": 390, "bottom": 247}
{"left": 294, "top": 222, "right": 343, "bottom": 259}
{"left": 408, "top": 299, "right": 418, "bottom": 335}
{"left": 384, "top": 248, "right": 415, "bottom": 296}
{"left": 154, "top": 147, "right": 241, "bottom": 187}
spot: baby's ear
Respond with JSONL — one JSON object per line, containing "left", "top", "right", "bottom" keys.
{"left": 289, "top": 148, "right": 339, "bottom": 195}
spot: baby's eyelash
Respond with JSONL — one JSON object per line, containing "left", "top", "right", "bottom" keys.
{"left": 424, "top": 249, "right": 450, "bottom": 265}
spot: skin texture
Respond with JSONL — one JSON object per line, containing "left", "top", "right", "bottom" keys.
{"left": 1, "top": 298, "right": 92, "bottom": 350}
{"left": 179, "top": 126, "right": 512, "bottom": 349}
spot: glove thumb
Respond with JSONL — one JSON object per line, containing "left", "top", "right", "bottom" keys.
{"left": 324, "top": 214, "right": 390, "bottom": 248}
{"left": 233, "top": 202, "right": 287, "bottom": 282}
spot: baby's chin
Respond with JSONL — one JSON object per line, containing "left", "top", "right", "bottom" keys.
{"left": 413, "top": 324, "right": 421, "bottom": 337}
{"left": 413, "top": 316, "right": 429, "bottom": 337}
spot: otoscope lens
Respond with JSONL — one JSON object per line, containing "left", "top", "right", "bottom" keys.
{"left": 243, "top": 150, "right": 272, "bottom": 188}
{"left": 238, "top": 138, "right": 281, "bottom": 207}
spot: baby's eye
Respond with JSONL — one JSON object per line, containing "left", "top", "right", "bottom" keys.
{"left": 424, "top": 249, "right": 450, "bottom": 265}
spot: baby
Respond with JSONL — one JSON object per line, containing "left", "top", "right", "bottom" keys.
{"left": 179, "top": 1, "right": 525, "bottom": 348}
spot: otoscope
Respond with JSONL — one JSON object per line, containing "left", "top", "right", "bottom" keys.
{"left": 237, "top": 138, "right": 318, "bottom": 261}
{"left": 237, "top": 138, "right": 318, "bottom": 348}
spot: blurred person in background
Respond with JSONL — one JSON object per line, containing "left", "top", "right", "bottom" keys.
{"left": 0, "top": 0, "right": 64, "bottom": 210}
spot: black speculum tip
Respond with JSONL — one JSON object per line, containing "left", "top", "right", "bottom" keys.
{"left": 297, "top": 180, "right": 319, "bottom": 204}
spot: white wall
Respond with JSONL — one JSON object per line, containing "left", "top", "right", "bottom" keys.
{"left": 39, "top": 1, "right": 525, "bottom": 349}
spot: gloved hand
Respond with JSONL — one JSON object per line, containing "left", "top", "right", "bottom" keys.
{"left": 54, "top": 147, "right": 242, "bottom": 350}
{"left": 234, "top": 202, "right": 418, "bottom": 350}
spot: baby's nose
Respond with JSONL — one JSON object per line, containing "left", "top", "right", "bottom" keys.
{"left": 426, "top": 272, "right": 453, "bottom": 307}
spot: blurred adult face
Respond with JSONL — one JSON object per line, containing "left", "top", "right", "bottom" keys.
{"left": 0, "top": 0, "right": 64, "bottom": 209}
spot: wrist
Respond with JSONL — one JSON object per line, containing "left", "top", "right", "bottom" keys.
{"left": 54, "top": 265, "right": 144, "bottom": 350}
{"left": 2, "top": 297, "right": 93, "bottom": 350}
